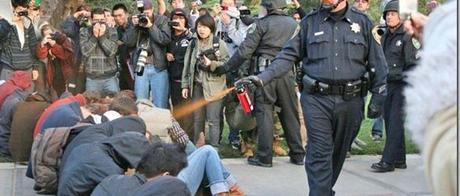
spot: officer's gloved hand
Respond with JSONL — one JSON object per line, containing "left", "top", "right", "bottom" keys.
{"left": 367, "top": 94, "right": 385, "bottom": 119}
{"left": 212, "top": 65, "right": 229, "bottom": 76}
{"left": 234, "top": 75, "right": 263, "bottom": 89}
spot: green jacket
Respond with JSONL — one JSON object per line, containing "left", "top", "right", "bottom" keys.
{"left": 181, "top": 36, "right": 229, "bottom": 101}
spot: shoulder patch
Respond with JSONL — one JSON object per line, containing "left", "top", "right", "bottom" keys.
{"left": 412, "top": 38, "right": 421, "bottom": 49}
{"left": 371, "top": 26, "right": 382, "bottom": 45}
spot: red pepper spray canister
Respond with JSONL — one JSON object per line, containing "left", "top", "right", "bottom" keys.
{"left": 235, "top": 85, "right": 253, "bottom": 113}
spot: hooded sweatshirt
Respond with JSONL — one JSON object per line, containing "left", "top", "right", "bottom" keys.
{"left": 61, "top": 116, "right": 147, "bottom": 171}
{"left": 58, "top": 132, "right": 150, "bottom": 196}
{"left": 0, "top": 71, "right": 32, "bottom": 108}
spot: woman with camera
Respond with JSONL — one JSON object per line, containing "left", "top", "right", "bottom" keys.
{"left": 166, "top": 9, "right": 194, "bottom": 138}
{"left": 181, "top": 14, "right": 229, "bottom": 147}
{"left": 36, "top": 24, "right": 74, "bottom": 97}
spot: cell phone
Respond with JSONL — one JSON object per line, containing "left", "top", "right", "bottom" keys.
{"left": 399, "top": 0, "right": 418, "bottom": 21}
{"left": 168, "top": 21, "right": 179, "bottom": 27}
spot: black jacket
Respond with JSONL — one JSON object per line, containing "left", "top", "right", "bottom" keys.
{"left": 381, "top": 24, "right": 418, "bottom": 83}
{"left": 61, "top": 116, "right": 147, "bottom": 168}
{"left": 58, "top": 132, "right": 150, "bottom": 196}
{"left": 123, "top": 15, "right": 171, "bottom": 70}
{"left": 91, "top": 173, "right": 147, "bottom": 196}
{"left": 167, "top": 31, "right": 193, "bottom": 81}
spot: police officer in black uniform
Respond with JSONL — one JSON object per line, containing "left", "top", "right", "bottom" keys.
{"left": 233, "top": 0, "right": 388, "bottom": 194}
{"left": 212, "top": 0, "right": 306, "bottom": 167}
{"left": 371, "top": 0, "right": 418, "bottom": 173}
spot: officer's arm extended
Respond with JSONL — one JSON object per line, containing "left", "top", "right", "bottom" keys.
{"left": 257, "top": 24, "right": 304, "bottom": 85}
{"left": 218, "top": 20, "right": 265, "bottom": 72}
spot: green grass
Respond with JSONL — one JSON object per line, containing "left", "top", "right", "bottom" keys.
{"left": 216, "top": 117, "right": 419, "bottom": 158}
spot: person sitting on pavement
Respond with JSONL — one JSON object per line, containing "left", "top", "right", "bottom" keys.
{"left": 93, "top": 141, "right": 243, "bottom": 196}
{"left": 58, "top": 132, "right": 150, "bottom": 195}
{"left": 133, "top": 176, "right": 191, "bottom": 196}
{"left": 0, "top": 71, "right": 33, "bottom": 155}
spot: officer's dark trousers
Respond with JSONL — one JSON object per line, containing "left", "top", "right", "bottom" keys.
{"left": 382, "top": 83, "right": 406, "bottom": 163}
{"left": 254, "top": 72, "right": 305, "bottom": 163}
{"left": 302, "top": 94, "right": 364, "bottom": 196}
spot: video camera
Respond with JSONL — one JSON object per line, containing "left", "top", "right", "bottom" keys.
{"left": 196, "top": 48, "right": 218, "bottom": 71}
{"left": 136, "top": 0, "right": 149, "bottom": 26}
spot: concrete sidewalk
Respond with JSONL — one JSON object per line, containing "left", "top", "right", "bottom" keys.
{"left": 0, "top": 155, "right": 431, "bottom": 196}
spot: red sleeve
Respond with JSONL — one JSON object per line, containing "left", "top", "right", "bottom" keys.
{"left": 51, "top": 39, "right": 74, "bottom": 60}
{"left": 36, "top": 43, "right": 49, "bottom": 59}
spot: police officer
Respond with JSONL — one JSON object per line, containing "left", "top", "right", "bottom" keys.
{"left": 212, "top": 0, "right": 306, "bottom": 167}
{"left": 233, "top": 0, "right": 388, "bottom": 194}
{"left": 371, "top": 0, "right": 419, "bottom": 173}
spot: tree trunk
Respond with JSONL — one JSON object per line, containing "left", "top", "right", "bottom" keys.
{"left": 39, "top": 0, "right": 85, "bottom": 27}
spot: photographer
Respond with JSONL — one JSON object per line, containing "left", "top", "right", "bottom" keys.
{"left": 0, "top": 1, "right": 41, "bottom": 91}
{"left": 60, "top": 5, "right": 92, "bottom": 93}
{"left": 123, "top": 0, "right": 171, "bottom": 109}
{"left": 36, "top": 24, "right": 75, "bottom": 97}
{"left": 80, "top": 8, "right": 119, "bottom": 92}
{"left": 167, "top": 9, "right": 193, "bottom": 138}
{"left": 112, "top": 3, "right": 134, "bottom": 90}
{"left": 181, "top": 14, "right": 229, "bottom": 146}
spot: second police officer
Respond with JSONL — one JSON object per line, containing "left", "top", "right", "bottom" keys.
{"left": 370, "top": 0, "right": 419, "bottom": 173}
{"left": 233, "top": 0, "right": 388, "bottom": 195}
{"left": 212, "top": 0, "right": 306, "bottom": 167}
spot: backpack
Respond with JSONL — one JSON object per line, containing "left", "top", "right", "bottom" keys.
{"left": 30, "top": 122, "right": 92, "bottom": 194}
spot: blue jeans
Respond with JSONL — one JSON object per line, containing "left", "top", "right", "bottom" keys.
{"left": 134, "top": 65, "right": 169, "bottom": 108}
{"left": 86, "top": 75, "right": 120, "bottom": 92}
{"left": 178, "top": 145, "right": 236, "bottom": 195}
{"left": 371, "top": 117, "right": 384, "bottom": 136}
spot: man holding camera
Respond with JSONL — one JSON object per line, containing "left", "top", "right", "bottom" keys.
{"left": 0, "top": 1, "right": 40, "bottom": 91}
{"left": 61, "top": 5, "right": 92, "bottom": 93}
{"left": 124, "top": 0, "right": 171, "bottom": 108}
{"left": 80, "top": 8, "right": 119, "bottom": 92}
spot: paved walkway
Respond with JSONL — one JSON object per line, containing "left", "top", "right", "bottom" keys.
{"left": 0, "top": 155, "right": 430, "bottom": 196}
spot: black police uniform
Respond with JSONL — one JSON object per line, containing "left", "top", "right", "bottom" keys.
{"left": 218, "top": 9, "right": 306, "bottom": 166}
{"left": 256, "top": 4, "right": 388, "bottom": 195}
{"left": 380, "top": 24, "right": 418, "bottom": 165}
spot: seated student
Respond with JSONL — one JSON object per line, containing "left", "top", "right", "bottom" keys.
{"left": 0, "top": 71, "right": 33, "bottom": 155}
{"left": 102, "top": 96, "right": 139, "bottom": 122}
{"left": 93, "top": 137, "right": 243, "bottom": 195}
{"left": 61, "top": 115, "right": 147, "bottom": 170}
{"left": 0, "top": 71, "right": 32, "bottom": 109}
{"left": 133, "top": 176, "right": 191, "bottom": 196}
{"left": 32, "top": 91, "right": 101, "bottom": 138}
{"left": 91, "top": 142, "right": 188, "bottom": 196}
{"left": 58, "top": 132, "right": 150, "bottom": 196}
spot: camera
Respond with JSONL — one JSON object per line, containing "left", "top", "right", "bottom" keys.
{"left": 79, "top": 16, "right": 91, "bottom": 28}
{"left": 135, "top": 48, "right": 148, "bottom": 76}
{"left": 196, "top": 48, "right": 218, "bottom": 71}
{"left": 136, "top": 0, "right": 149, "bottom": 26}
{"left": 50, "top": 32, "right": 61, "bottom": 41}
{"left": 17, "top": 10, "right": 28, "bottom": 17}
{"left": 168, "top": 21, "right": 179, "bottom": 27}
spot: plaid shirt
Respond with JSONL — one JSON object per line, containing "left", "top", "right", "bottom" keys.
{"left": 80, "top": 27, "right": 118, "bottom": 79}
